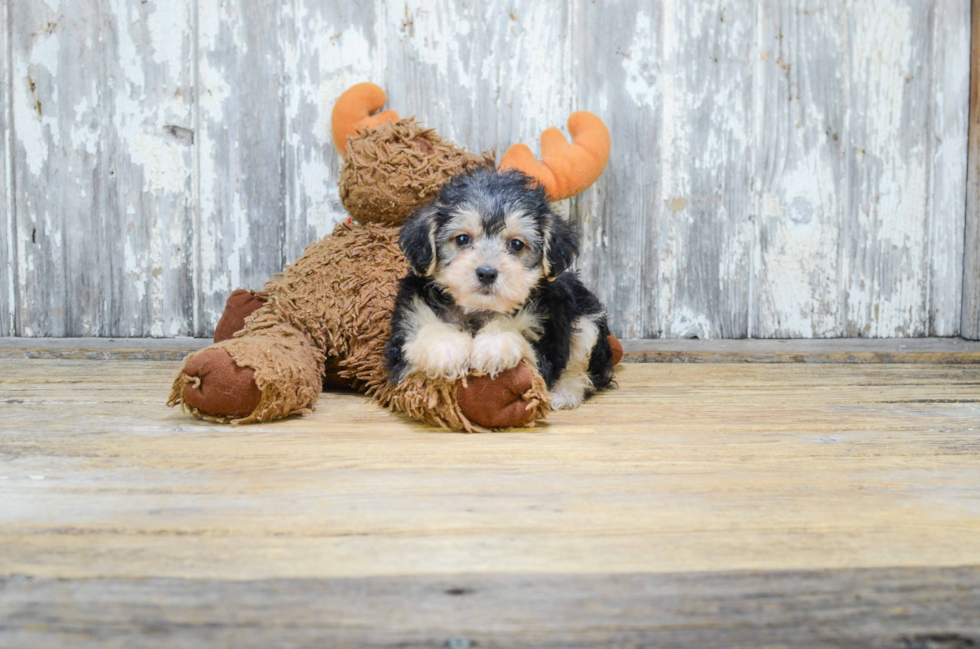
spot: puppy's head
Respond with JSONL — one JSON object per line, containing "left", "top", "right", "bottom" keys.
{"left": 399, "top": 168, "right": 580, "bottom": 313}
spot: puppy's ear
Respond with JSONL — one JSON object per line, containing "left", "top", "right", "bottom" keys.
{"left": 399, "top": 204, "right": 439, "bottom": 276}
{"left": 543, "top": 214, "right": 580, "bottom": 280}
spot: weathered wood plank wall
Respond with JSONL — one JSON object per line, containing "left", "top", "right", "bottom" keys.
{"left": 1, "top": 0, "right": 973, "bottom": 339}
{"left": 1, "top": 0, "right": 12, "bottom": 337}
{"left": 965, "top": 0, "right": 980, "bottom": 340}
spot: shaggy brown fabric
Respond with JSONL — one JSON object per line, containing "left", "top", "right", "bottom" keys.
{"left": 340, "top": 118, "right": 492, "bottom": 226}
{"left": 380, "top": 362, "right": 549, "bottom": 434}
{"left": 213, "top": 289, "right": 267, "bottom": 343}
{"left": 211, "top": 289, "right": 350, "bottom": 388}
{"left": 254, "top": 222, "right": 407, "bottom": 396}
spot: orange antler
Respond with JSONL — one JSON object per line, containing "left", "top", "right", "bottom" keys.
{"left": 498, "top": 112, "right": 610, "bottom": 201}
{"left": 331, "top": 83, "right": 400, "bottom": 155}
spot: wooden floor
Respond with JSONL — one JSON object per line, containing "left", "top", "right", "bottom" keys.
{"left": 2, "top": 346, "right": 980, "bottom": 647}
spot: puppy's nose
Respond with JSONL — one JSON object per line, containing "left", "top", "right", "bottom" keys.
{"left": 476, "top": 266, "right": 498, "bottom": 286}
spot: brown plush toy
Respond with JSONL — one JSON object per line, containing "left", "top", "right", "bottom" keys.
{"left": 168, "top": 83, "right": 617, "bottom": 431}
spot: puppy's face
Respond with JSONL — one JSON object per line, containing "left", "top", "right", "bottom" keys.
{"left": 433, "top": 204, "right": 544, "bottom": 312}
{"left": 399, "top": 169, "right": 580, "bottom": 313}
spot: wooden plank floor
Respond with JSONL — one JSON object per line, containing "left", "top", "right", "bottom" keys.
{"left": 1, "top": 353, "right": 980, "bottom": 646}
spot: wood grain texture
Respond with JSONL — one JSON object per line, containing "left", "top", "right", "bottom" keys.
{"left": 2, "top": 357, "right": 980, "bottom": 644}
{"left": 0, "top": 336, "right": 210, "bottom": 360}
{"left": 9, "top": 0, "right": 103, "bottom": 336}
{"left": 0, "top": 0, "right": 974, "bottom": 339}
{"left": 572, "top": 1, "right": 660, "bottom": 339}
{"left": 3, "top": 568, "right": 979, "bottom": 648}
{"left": 659, "top": 0, "right": 755, "bottom": 339}
{"left": 196, "top": 0, "right": 286, "bottom": 334}
{"left": 929, "top": 0, "right": 971, "bottom": 336}
{"left": 844, "top": 1, "right": 934, "bottom": 337}
{"left": 380, "top": 1, "right": 575, "bottom": 170}
{"left": 2, "top": 360, "right": 980, "bottom": 580}
{"left": 1, "top": 0, "right": 12, "bottom": 337}
{"left": 280, "top": 1, "right": 379, "bottom": 265}
{"left": 103, "top": 0, "right": 196, "bottom": 337}
{"left": 753, "top": 0, "right": 846, "bottom": 338}
{"left": 965, "top": 0, "right": 980, "bottom": 340}
{"left": 7, "top": 0, "right": 195, "bottom": 337}
{"left": 620, "top": 336, "right": 980, "bottom": 363}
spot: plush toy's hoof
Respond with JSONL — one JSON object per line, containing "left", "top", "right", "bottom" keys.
{"left": 457, "top": 364, "right": 539, "bottom": 429}
{"left": 213, "top": 289, "right": 267, "bottom": 343}
{"left": 181, "top": 349, "right": 262, "bottom": 418}
{"left": 608, "top": 334, "right": 624, "bottom": 365}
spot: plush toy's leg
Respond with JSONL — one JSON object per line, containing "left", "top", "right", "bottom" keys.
{"left": 456, "top": 363, "right": 546, "bottom": 429}
{"left": 451, "top": 334, "right": 622, "bottom": 430}
{"left": 176, "top": 348, "right": 262, "bottom": 418}
{"left": 608, "top": 334, "right": 624, "bottom": 365}
{"left": 213, "top": 289, "right": 266, "bottom": 343}
{"left": 211, "top": 288, "right": 352, "bottom": 389}
{"left": 378, "top": 360, "right": 549, "bottom": 433}
{"left": 169, "top": 321, "right": 324, "bottom": 424}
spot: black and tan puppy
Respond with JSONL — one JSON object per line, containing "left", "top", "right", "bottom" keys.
{"left": 385, "top": 168, "right": 614, "bottom": 410}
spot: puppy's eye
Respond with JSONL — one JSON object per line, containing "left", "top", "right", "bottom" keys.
{"left": 455, "top": 234, "right": 471, "bottom": 246}
{"left": 508, "top": 239, "right": 525, "bottom": 253}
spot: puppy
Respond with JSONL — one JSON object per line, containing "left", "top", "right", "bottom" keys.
{"left": 385, "top": 167, "right": 615, "bottom": 410}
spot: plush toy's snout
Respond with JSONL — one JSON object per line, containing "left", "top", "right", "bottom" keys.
{"left": 335, "top": 84, "right": 491, "bottom": 227}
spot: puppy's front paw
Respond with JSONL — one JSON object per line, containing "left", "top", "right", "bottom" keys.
{"left": 406, "top": 327, "right": 473, "bottom": 381}
{"left": 548, "top": 385, "right": 586, "bottom": 410}
{"left": 470, "top": 331, "right": 531, "bottom": 378}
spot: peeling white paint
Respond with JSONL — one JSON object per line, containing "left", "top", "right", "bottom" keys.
{"left": 198, "top": 0, "right": 239, "bottom": 319}
{"left": 14, "top": 44, "right": 59, "bottom": 177}
{"left": 146, "top": 0, "right": 187, "bottom": 74}
{"left": 758, "top": 142, "right": 842, "bottom": 337}
{"left": 845, "top": 0, "right": 930, "bottom": 337}
{"left": 623, "top": 11, "right": 659, "bottom": 108}
{"left": 669, "top": 308, "right": 713, "bottom": 340}
{"left": 109, "top": 0, "right": 145, "bottom": 91}
{"left": 507, "top": 2, "right": 575, "bottom": 147}
{"left": 395, "top": 0, "right": 476, "bottom": 92}
{"left": 928, "top": 0, "right": 970, "bottom": 336}
{"left": 30, "top": 29, "right": 59, "bottom": 79}
{"left": 124, "top": 240, "right": 145, "bottom": 303}
{"left": 283, "top": 7, "right": 376, "bottom": 251}
{"left": 70, "top": 97, "right": 99, "bottom": 155}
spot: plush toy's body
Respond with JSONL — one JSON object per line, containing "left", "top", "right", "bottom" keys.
{"left": 168, "top": 84, "right": 618, "bottom": 431}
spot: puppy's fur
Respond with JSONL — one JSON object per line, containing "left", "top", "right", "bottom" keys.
{"left": 385, "top": 168, "right": 615, "bottom": 410}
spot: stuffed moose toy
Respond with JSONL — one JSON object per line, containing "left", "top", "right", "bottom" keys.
{"left": 168, "top": 83, "right": 621, "bottom": 431}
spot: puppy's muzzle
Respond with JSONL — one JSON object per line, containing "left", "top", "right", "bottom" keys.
{"left": 476, "top": 266, "right": 498, "bottom": 286}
